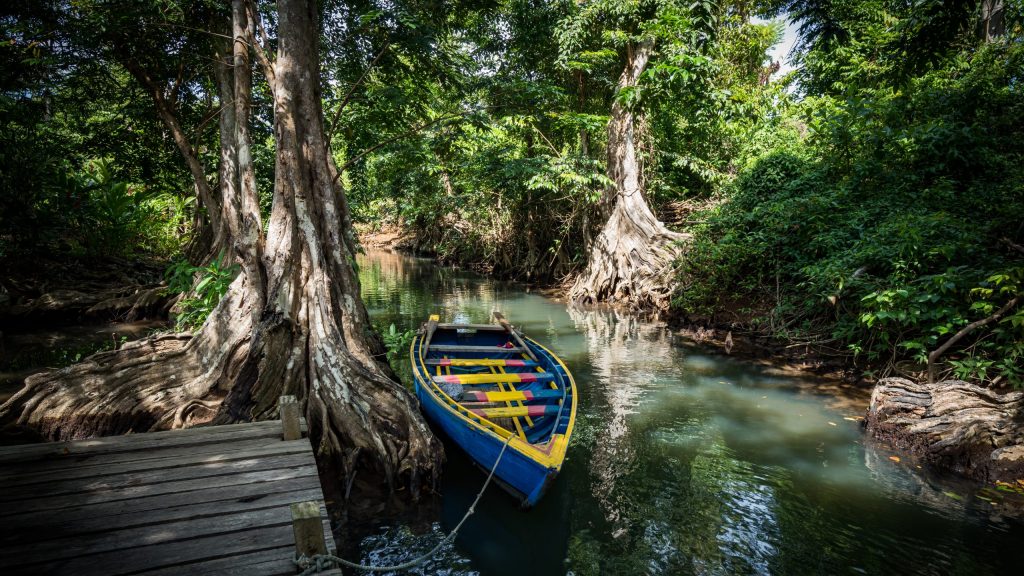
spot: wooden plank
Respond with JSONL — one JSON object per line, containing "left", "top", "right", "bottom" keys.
{"left": 461, "top": 389, "right": 563, "bottom": 403}
{"left": 0, "top": 434, "right": 293, "bottom": 481}
{"left": 433, "top": 372, "right": 553, "bottom": 386}
{"left": 428, "top": 344, "right": 525, "bottom": 354}
{"left": 0, "top": 420, "right": 284, "bottom": 464}
{"left": 1, "top": 470, "right": 321, "bottom": 529}
{"left": 319, "top": 501, "right": 336, "bottom": 554}
{"left": 1, "top": 438, "right": 310, "bottom": 489}
{"left": 20, "top": 524, "right": 296, "bottom": 576}
{"left": 425, "top": 358, "right": 539, "bottom": 367}
{"left": 139, "top": 546, "right": 297, "bottom": 576}
{"left": 1, "top": 486, "right": 323, "bottom": 544}
{"left": 145, "top": 546, "right": 346, "bottom": 576}
{"left": 467, "top": 404, "right": 561, "bottom": 419}
{"left": 435, "top": 323, "right": 505, "bottom": 331}
{"left": 0, "top": 506, "right": 295, "bottom": 566}
{"left": 0, "top": 451, "right": 316, "bottom": 503}
{"left": 0, "top": 459, "right": 318, "bottom": 516}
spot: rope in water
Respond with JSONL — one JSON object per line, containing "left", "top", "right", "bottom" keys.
{"left": 295, "top": 435, "right": 514, "bottom": 574}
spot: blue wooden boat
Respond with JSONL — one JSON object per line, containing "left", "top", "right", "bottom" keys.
{"left": 410, "top": 312, "right": 577, "bottom": 508}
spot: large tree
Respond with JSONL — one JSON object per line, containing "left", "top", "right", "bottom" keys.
{"left": 0, "top": 0, "right": 441, "bottom": 492}
{"left": 560, "top": 0, "right": 719, "bottom": 309}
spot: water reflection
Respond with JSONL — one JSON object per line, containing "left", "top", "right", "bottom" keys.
{"left": 354, "top": 249, "right": 1023, "bottom": 576}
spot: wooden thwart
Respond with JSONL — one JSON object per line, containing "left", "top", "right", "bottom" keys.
{"left": 467, "top": 404, "right": 561, "bottom": 419}
{"left": 425, "top": 358, "right": 539, "bottom": 367}
{"left": 429, "top": 344, "right": 526, "bottom": 354}
{"left": 461, "top": 389, "right": 564, "bottom": 403}
{"left": 432, "top": 371, "right": 553, "bottom": 386}
{"left": 436, "top": 323, "right": 506, "bottom": 331}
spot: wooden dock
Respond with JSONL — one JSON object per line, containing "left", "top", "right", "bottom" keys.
{"left": 0, "top": 404, "right": 340, "bottom": 575}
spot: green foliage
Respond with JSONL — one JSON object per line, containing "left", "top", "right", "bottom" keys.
{"left": 675, "top": 31, "right": 1024, "bottom": 386}
{"left": 166, "top": 253, "right": 239, "bottom": 331}
{"left": 381, "top": 323, "right": 416, "bottom": 364}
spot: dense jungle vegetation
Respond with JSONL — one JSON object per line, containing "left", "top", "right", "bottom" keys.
{"left": 1, "top": 0, "right": 1022, "bottom": 389}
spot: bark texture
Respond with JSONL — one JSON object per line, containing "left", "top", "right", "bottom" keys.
{"left": 866, "top": 377, "right": 1024, "bottom": 482}
{"left": 0, "top": 0, "right": 441, "bottom": 494}
{"left": 569, "top": 40, "right": 689, "bottom": 310}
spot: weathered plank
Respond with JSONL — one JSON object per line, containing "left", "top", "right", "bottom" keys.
{"left": 1, "top": 438, "right": 311, "bottom": 488}
{"left": 2, "top": 487, "right": 323, "bottom": 543}
{"left": 0, "top": 458, "right": 317, "bottom": 517}
{"left": 429, "top": 344, "right": 525, "bottom": 354}
{"left": 141, "top": 545, "right": 298, "bottom": 576}
{"left": 1, "top": 471, "right": 321, "bottom": 530}
{"left": 1, "top": 506, "right": 297, "bottom": 565}
{"left": 0, "top": 420, "right": 280, "bottom": 464}
{"left": 20, "top": 524, "right": 296, "bottom": 575}
{"left": 436, "top": 323, "right": 506, "bottom": 331}
{"left": 0, "top": 434, "right": 293, "bottom": 481}
{"left": 0, "top": 451, "right": 316, "bottom": 503}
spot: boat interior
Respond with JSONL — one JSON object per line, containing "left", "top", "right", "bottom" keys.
{"left": 418, "top": 319, "right": 572, "bottom": 445}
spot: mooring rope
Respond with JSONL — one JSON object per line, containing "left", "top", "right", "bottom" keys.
{"left": 295, "top": 435, "right": 514, "bottom": 574}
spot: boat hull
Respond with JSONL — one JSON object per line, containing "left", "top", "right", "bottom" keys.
{"left": 416, "top": 381, "right": 558, "bottom": 507}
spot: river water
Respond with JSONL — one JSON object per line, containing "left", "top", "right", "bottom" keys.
{"left": 351, "top": 249, "right": 1022, "bottom": 576}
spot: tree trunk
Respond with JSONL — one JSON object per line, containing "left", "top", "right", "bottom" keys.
{"left": 122, "top": 59, "right": 228, "bottom": 263}
{"left": 0, "top": 0, "right": 441, "bottom": 494}
{"left": 569, "top": 40, "right": 688, "bottom": 310}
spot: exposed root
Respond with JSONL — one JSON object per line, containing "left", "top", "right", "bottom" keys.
{"left": 569, "top": 193, "right": 690, "bottom": 310}
{"left": 866, "top": 377, "right": 1024, "bottom": 482}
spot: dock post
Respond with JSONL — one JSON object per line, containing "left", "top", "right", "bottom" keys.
{"left": 280, "top": 395, "right": 302, "bottom": 441}
{"left": 291, "top": 501, "right": 328, "bottom": 557}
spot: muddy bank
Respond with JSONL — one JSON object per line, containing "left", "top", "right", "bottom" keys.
{"left": 358, "top": 224, "right": 417, "bottom": 252}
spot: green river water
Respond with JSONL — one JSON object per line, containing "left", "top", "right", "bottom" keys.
{"left": 348, "top": 249, "right": 1022, "bottom": 576}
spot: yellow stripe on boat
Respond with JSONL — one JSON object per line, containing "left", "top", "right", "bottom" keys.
{"left": 461, "top": 389, "right": 563, "bottom": 403}
{"left": 467, "top": 405, "right": 561, "bottom": 419}
{"left": 432, "top": 372, "right": 551, "bottom": 385}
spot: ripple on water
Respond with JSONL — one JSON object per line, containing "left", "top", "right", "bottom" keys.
{"left": 358, "top": 523, "right": 478, "bottom": 576}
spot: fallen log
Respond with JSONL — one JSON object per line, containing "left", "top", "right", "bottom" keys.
{"left": 865, "top": 377, "right": 1024, "bottom": 483}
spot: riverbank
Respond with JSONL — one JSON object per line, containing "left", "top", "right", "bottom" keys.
{"left": 358, "top": 226, "right": 857, "bottom": 378}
